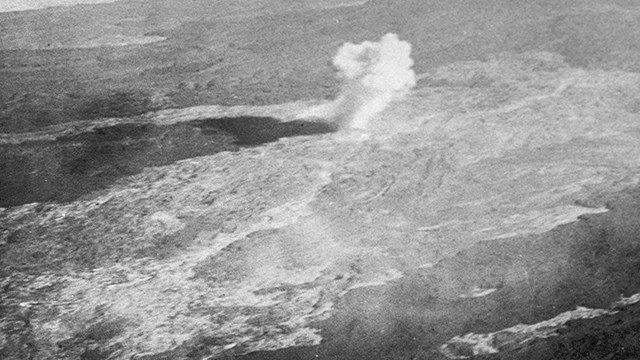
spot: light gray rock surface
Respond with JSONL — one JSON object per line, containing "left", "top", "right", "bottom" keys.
{"left": 2, "top": 52, "right": 640, "bottom": 359}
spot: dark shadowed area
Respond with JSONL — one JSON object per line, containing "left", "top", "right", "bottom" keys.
{"left": 0, "top": 117, "right": 336, "bottom": 207}
{"left": 195, "top": 117, "right": 337, "bottom": 146}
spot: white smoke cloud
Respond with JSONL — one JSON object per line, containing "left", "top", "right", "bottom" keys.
{"left": 300, "top": 33, "right": 416, "bottom": 132}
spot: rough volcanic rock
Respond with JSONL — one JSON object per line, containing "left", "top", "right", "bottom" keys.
{"left": 2, "top": 51, "right": 640, "bottom": 359}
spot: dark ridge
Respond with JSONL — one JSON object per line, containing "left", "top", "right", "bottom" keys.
{"left": 75, "top": 90, "right": 156, "bottom": 120}
{"left": 0, "top": 116, "right": 336, "bottom": 208}
{"left": 0, "top": 89, "right": 164, "bottom": 133}
{"left": 194, "top": 117, "right": 337, "bottom": 146}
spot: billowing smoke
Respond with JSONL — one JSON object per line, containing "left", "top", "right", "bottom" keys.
{"left": 300, "top": 33, "right": 416, "bottom": 132}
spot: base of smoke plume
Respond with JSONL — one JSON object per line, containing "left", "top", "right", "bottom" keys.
{"left": 298, "top": 83, "right": 392, "bottom": 121}
{"left": 297, "top": 33, "right": 415, "bottom": 136}
{"left": 297, "top": 83, "right": 405, "bottom": 135}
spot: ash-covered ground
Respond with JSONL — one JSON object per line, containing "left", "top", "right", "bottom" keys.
{"left": 2, "top": 1, "right": 640, "bottom": 360}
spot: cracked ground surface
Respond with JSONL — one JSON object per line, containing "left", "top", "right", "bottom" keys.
{"left": 3, "top": 1, "right": 640, "bottom": 359}
{"left": 3, "top": 51, "right": 640, "bottom": 359}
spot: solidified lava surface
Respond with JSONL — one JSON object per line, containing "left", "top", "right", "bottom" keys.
{"left": 233, "top": 188, "right": 640, "bottom": 360}
{"left": 3, "top": 50, "right": 640, "bottom": 359}
{"left": 0, "top": 117, "right": 336, "bottom": 207}
{"left": 3, "top": 1, "right": 640, "bottom": 359}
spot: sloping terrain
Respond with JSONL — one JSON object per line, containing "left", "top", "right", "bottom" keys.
{"left": 2, "top": 1, "right": 640, "bottom": 360}
{"left": 3, "top": 0, "right": 640, "bottom": 132}
{"left": 3, "top": 51, "right": 640, "bottom": 359}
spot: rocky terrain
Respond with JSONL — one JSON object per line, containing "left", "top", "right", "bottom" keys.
{"left": 2, "top": 1, "right": 640, "bottom": 359}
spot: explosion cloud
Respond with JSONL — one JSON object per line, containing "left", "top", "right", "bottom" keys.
{"left": 301, "top": 33, "right": 416, "bottom": 132}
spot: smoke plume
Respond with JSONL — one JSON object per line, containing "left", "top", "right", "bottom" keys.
{"left": 301, "top": 33, "right": 416, "bottom": 132}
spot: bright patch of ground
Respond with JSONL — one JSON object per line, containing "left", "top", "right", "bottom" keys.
{"left": 0, "top": 0, "right": 119, "bottom": 12}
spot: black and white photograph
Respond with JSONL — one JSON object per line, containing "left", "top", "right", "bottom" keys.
{"left": 2, "top": 0, "right": 640, "bottom": 359}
